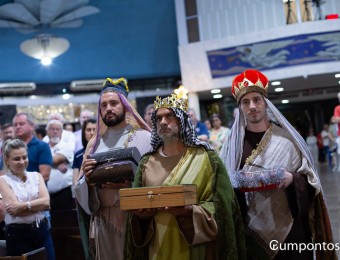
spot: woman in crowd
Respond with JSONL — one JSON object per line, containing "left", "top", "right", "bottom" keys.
{"left": 306, "top": 128, "right": 319, "bottom": 164}
{"left": 0, "top": 139, "right": 55, "bottom": 259}
{"left": 72, "top": 118, "right": 97, "bottom": 185}
{"left": 209, "top": 114, "right": 230, "bottom": 152}
{"left": 204, "top": 118, "right": 212, "bottom": 132}
{"left": 71, "top": 118, "right": 96, "bottom": 260}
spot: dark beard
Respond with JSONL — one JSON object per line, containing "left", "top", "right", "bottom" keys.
{"left": 102, "top": 112, "right": 125, "bottom": 127}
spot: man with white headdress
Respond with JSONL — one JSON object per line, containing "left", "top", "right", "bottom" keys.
{"left": 220, "top": 69, "right": 336, "bottom": 259}
{"left": 74, "top": 78, "right": 151, "bottom": 260}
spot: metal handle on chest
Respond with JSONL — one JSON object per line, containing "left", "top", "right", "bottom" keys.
{"left": 147, "top": 191, "right": 154, "bottom": 201}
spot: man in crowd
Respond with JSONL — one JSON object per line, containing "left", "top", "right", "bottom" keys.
{"left": 43, "top": 112, "right": 76, "bottom": 152}
{"left": 220, "top": 69, "right": 335, "bottom": 259}
{"left": 74, "top": 78, "right": 151, "bottom": 260}
{"left": 143, "top": 103, "right": 154, "bottom": 129}
{"left": 46, "top": 119, "right": 74, "bottom": 210}
{"left": 13, "top": 112, "right": 52, "bottom": 181}
{"left": 74, "top": 109, "right": 95, "bottom": 152}
{"left": 188, "top": 108, "right": 210, "bottom": 141}
{"left": 331, "top": 92, "right": 340, "bottom": 172}
{"left": 125, "top": 94, "right": 246, "bottom": 259}
{"left": 0, "top": 123, "right": 15, "bottom": 173}
{"left": 2, "top": 123, "right": 15, "bottom": 142}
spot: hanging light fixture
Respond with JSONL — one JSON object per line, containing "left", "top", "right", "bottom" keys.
{"left": 20, "top": 34, "right": 70, "bottom": 65}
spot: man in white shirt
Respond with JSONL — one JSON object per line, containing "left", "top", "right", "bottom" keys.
{"left": 46, "top": 119, "right": 74, "bottom": 210}
{"left": 43, "top": 112, "right": 76, "bottom": 152}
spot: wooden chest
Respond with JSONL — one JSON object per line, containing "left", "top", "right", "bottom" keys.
{"left": 119, "top": 184, "right": 197, "bottom": 210}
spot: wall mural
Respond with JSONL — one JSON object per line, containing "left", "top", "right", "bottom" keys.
{"left": 207, "top": 30, "right": 340, "bottom": 78}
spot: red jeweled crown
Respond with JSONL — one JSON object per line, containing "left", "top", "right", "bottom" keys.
{"left": 231, "top": 69, "right": 269, "bottom": 104}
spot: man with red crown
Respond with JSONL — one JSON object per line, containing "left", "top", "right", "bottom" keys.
{"left": 220, "top": 69, "right": 336, "bottom": 259}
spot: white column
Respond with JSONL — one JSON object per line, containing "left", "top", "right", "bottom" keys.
{"left": 174, "top": 0, "right": 188, "bottom": 45}
{"left": 295, "top": 0, "right": 302, "bottom": 23}
{"left": 188, "top": 92, "right": 201, "bottom": 120}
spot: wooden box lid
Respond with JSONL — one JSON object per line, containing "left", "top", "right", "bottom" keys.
{"left": 119, "top": 184, "right": 197, "bottom": 210}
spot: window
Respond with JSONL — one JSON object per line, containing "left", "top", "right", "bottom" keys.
{"left": 185, "top": 0, "right": 199, "bottom": 42}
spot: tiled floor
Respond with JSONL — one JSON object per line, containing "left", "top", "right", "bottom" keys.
{"left": 318, "top": 163, "right": 340, "bottom": 256}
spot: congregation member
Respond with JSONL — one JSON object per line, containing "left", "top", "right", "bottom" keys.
{"left": 64, "top": 123, "right": 74, "bottom": 133}
{"left": 46, "top": 119, "right": 74, "bottom": 210}
{"left": 331, "top": 92, "right": 340, "bottom": 172}
{"left": 220, "top": 69, "right": 336, "bottom": 259}
{"left": 320, "top": 123, "right": 334, "bottom": 170}
{"left": 43, "top": 112, "right": 76, "bottom": 152}
{"left": 209, "top": 113, "right": 230, "bottom": 152}
{"left": 72, "top": 118, "right": 97, "bottom": 186}
{"left": 0, "top": 123, "right": 15, "bottom": 174}
{"left": 74, "top": 110, "right": 95, "bottom": 153}
{"left": 306, "top": 128, "right": 319, "bottom": 164}
{"left": 72, "top": 118, "right": 96, "bottom": 260}
{"left": 143, "top": 104, "right": 155, "bottom": 129}
{"left": 187, "top": 108, "right": 209, "bottom": 141}
{"left": 13, "top": 112, "right": 52, "bottom": 182}
{"left": 2, "top": 124, "right": 15, "bottom": 142}
{"left": 124, "top": 94, "right": 246, "bottom": 260}
{"left": 0, "top": 139, "right": 55, "bottom": 259}
{"left": 74, "top": 78, "right": 151, "bottom": 260}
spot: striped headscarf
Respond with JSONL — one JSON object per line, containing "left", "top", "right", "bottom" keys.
{"left": 148, "top": 106, "right": 213, "bottom": 153}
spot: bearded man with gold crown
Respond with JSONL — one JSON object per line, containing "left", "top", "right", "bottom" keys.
{"left": 124, "top": 94, "right": 246, "bottom": 260}
{"left": 220, "top": 69, "right": 336, "bottom": 260}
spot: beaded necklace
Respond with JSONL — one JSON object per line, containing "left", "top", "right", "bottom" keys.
{"left": 245, "top": 124, "right": 272, "bottom": 166}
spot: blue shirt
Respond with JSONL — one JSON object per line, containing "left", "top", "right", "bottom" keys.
{"left": 72, "top": 148, "right": 85, "bottom": 170}
{"left": 27, "top": 136, "right": 53, "bottom": 172}
{"left": 195, "top": 121, "right": 210, "bottom": 138}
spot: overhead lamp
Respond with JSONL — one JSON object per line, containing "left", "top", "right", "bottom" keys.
{"left": 20, "top": 34, "right": 69, "bottom": 65}
{"left": 271, "top": 81, "right": 281, "bottom": 86}
{"left": 275, "top": 87, "right": 284, "bottom": 92}
{"left": 211, "top": 89, "right": 221, "bottom": 94}
{"left": 62, "top": 94, "right": 71, "bottom": 100}
{"left": 213, "top": 94, "right": 223, "bottom": 99}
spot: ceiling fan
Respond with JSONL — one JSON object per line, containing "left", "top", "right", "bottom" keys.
{"left": 0, "top": 0, "right": 100, "bottom": 33}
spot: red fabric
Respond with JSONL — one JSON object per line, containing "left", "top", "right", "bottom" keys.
{"left": 326, "top": 14, "right": 339, "bottom": 19}
{"left": 317, "top": 133, "right": 323, "bottom": 149}
{"left": 333, "top": 105, "right": 340, "bottom": 136}
{"left": 239, "top": 183, "right": 279, "bottom": 192}
{"left": 231, "top": 69, "right": 269, "bottom": 98}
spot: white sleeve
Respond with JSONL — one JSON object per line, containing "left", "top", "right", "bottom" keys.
{"left": 74, "top": 176, "right": 91, "bottom": 215}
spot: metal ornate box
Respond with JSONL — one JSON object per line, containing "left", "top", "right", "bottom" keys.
{"left": 119, "top": 184, "right": 197, "bottom": 210}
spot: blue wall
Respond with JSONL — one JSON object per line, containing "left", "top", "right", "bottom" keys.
{"left": 0, "top": 0, "right": 180, "bottom": 83}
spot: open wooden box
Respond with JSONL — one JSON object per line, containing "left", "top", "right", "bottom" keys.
{"left": 119, "top": 184, "right": 197, "bottom": 210}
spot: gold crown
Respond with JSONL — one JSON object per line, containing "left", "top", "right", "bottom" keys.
{"left": 154, "top": 94, "right": 188, "bottom": 111}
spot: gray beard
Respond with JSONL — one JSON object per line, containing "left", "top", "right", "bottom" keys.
{"left": 50, "top": 137, "right": 60, "bottom": 144}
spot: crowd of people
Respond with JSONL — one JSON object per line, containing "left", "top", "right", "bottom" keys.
{"left": 0, "top": 70, "right": 336, "bottom": 259}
